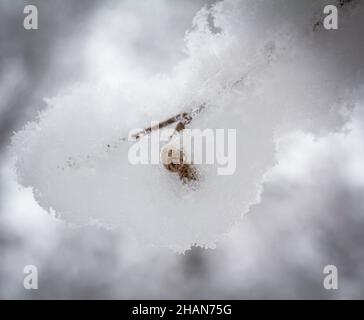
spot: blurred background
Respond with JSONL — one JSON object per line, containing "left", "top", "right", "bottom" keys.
{"left": 1, "top": 0, "right": 364, "bottom": 299}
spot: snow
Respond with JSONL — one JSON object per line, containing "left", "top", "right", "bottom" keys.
{"left": 11, "top": 0, "right": 364, "bottom": 252}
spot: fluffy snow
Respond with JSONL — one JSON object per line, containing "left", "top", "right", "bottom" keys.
{"left": 11, "top": 0, "right": 364, "bottom": 251}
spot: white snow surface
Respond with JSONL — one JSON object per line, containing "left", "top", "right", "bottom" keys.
{"left": 11, "top": 0, "right": 364, "bottom": 251}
